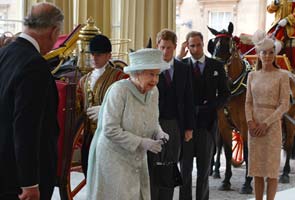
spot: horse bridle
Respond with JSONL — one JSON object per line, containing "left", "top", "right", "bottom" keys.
{"left": 212, "top": 33, "right": 234, "bottom": 62}
{"left": 213, "top": 33, "right": 251, "bottom": 97}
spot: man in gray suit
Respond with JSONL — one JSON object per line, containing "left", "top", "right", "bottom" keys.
{"left": 0, "top": 3, "right": 63, "bottom": 200}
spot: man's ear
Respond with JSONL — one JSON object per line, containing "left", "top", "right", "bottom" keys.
{"left": 107, "top": 52, "right": 112, "bottom": 60}
{"left": 50, "top": 26, "right": 60, "bottom": 41}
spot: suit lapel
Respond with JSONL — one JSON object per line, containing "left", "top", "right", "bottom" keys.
{"left": 173, "top": 59, "right": 182, "bottom": 87}
{"left": 203, "top": 57, "right": 211, "bottom": 78}
{"left": 173, "top": 59, "right": 185, "bottom": 97}
{"left": 188, "top": 58, "right": 194, "bottom": 69}
{"left": 173, "top": 59, "right": 177, "bottom": 83}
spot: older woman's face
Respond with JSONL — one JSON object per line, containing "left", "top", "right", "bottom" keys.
{"left": 259, "top": 47, "right": 275, "bottom": 66}
{"left": 137, "top": 69, "right": 160, "bottom": 93}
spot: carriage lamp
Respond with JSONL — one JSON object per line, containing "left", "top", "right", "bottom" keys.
{"left": 77, "top": 17, "right": 101, "bottom": 75}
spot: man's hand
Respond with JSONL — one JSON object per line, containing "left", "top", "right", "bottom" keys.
{"left": 176, "top": 41, "right": 188, "bottom": 60}
{"left": 86, "top": 105, "right": 101, "bottom": 121}
{"left": 184, "top": 129, "right": 193, "bottom": 142}
{"left": 19, "top": 187, "right": 40, "bottom": 200}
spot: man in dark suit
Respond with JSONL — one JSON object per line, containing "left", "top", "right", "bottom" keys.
{"left": 0, "top": 2, "right": 64, "bottom": 200}
{"left": 177, "top": 31, "right": 230, "bottom": 200}
{"left": 147, "top": 29, "right": 194, "bottom": 200}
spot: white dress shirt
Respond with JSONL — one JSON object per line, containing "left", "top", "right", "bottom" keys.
{"left": 191, "top": 54, "right": 206, "bottom": 74}
{"left": 19, "top": 32, "right": 40, "bottom": 53}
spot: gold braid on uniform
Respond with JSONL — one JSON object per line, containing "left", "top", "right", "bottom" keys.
{"left": 82, "top": 63, "right": 127, "bottom": 135}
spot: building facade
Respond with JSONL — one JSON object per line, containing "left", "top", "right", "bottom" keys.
{"left": 176, "top": 0, "right": 274, "bottom": 54}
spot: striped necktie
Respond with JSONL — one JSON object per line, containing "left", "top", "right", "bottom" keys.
{"left": 193, "top": 61, "right": 201, "bottom": 77}
{"left": 164, "top": 69, "right": 172, "bottom": 86}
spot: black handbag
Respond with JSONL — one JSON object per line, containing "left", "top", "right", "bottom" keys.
{"left": 153, "top": 139, "right": 183, "bottom": 189}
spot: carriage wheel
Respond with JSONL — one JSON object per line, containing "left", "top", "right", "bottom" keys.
{"left": 59, "top": 122, "right": 86, "bottom": 200}
{"left": 231, "top": 130, "right": 244, "bottom": 167}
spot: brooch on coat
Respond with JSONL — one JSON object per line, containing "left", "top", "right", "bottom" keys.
{"left": 213, "top": 70, "right": 219, "bottom": 76}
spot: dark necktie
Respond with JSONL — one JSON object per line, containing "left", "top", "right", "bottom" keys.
{"left": 193, "top": 61, "right": 201, "bottom": 77}
{"left": 164, "top": 70, "right": 172, "bottom": 86}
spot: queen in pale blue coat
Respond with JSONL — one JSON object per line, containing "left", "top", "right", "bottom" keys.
{"left": 86, "top": 48, "right": 170, "bottom": 200}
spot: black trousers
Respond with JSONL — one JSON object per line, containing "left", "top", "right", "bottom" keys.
{"left": 179, "top": 122, "right": 216, "bottom": 200}
{"left": 0, "top": 185, "right": 54, "bottom": 200}
{"left": 148, "top": 119, "right": 180, "bottom": 200}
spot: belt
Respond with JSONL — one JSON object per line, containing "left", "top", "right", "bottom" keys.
{"left": 254, "top": 103, "right": 276, "bottom": 109}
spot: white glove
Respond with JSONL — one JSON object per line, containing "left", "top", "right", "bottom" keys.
{"left": 278, "top": 18, "right": 288, "bottom": 27}
{"left": 86, "top": 105, "right": 101, "bottom": 120}
{"left": 155, "top": 131, "right": 170, "bottom": 141}
{"left": 274, "top": 39, "right": 283, "bottom": 54}
{"left": 140, "top": 138, "right": 163, "bottom": 154}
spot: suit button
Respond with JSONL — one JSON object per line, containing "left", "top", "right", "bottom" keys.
{"left": 135, "top": 157, "right": 140, "bottom": 161}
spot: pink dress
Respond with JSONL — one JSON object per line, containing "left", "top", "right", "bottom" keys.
{"left": 245, "top": 69, "right": 290, "bottom": 178}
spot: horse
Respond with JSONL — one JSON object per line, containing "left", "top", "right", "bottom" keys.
{"left": 280, "top": 74, "right": 295, "bottom": 183}
{"left": 207, "top": 22, "right": 253, "bottom": 194}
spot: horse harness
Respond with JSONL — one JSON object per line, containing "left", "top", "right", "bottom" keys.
{"left": 213, "top": 33, "right": 252, "bottom": 131}
{"left": 223, "top": 59, "right": 251, "bottom": 131}
{"left": 224, "top": 57, "right": 251, "bottom": 97}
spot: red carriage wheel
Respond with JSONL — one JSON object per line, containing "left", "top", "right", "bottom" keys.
{"left": 231, "top": 130, "right": 244, "bottom": 167}
{"left": 69, "top": 122, "right": 86, "bottom": 199}
{"left": 55, "top": 81, "right": 86, "bottom": 200}
{"left": 58, "top": 121, "right": 86, "bottom": 200}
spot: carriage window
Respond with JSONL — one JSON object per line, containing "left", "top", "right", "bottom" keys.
{"left": 208, "top": 11, "right": 232, "bottom": 34}
{"left": 0, "top": 0, "right": 23, "bottom": 34}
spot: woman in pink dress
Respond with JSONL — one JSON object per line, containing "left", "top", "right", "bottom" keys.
{"left": 245, "top": 30, "right": 290, "bottom": 200}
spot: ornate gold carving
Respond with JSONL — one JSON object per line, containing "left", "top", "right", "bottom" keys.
{"left": 77, "top": 17, "right": 101, "bottom": 75}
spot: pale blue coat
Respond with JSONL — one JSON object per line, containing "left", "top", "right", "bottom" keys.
{"left": 86, "top": 79, "right": 161, "bottom": 200}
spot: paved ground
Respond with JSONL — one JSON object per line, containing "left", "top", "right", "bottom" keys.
{"left": 172, "top": 150, "right": 295, "bottom": 200}
{"left": 52, "top": 151, "right": 295, "bottom": 199}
